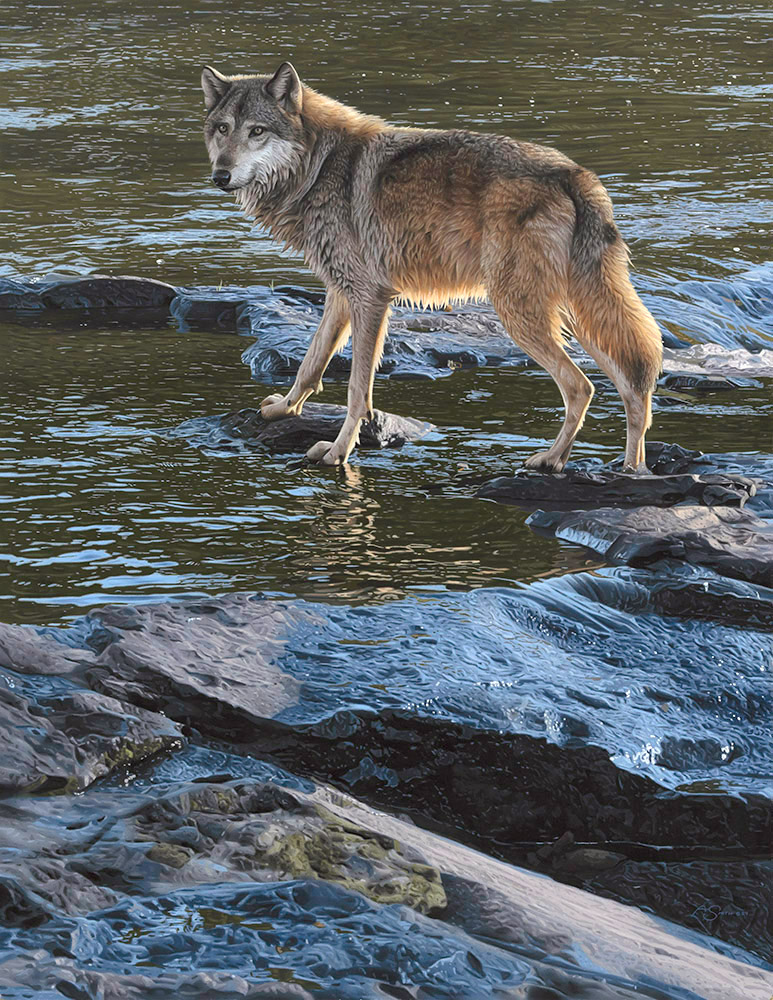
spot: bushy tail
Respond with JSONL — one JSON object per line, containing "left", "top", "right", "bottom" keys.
{"left": 565, "top": 170, "right": 662, "bottom": 394}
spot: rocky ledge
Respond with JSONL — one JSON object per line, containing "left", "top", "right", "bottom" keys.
{"left": 528, "top": 503, "right": 773, "bottom": 587}
{"left": 2, "top": 770, "right": 770, "bottom": 999}
{"left": 1, "top": 574, "right": 771, "bottom": 968}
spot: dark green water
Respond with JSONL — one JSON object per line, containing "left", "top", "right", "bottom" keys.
{"left": 2, "top": 322, "right": 772, "bottom": 626}
{"left": 1, "top": 0, "right": 771, "bottom": 287}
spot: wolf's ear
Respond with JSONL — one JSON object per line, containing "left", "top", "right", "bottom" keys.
{"left": 201, "top": 66, "right": 231, "bottom": 111}
{"left": 265, "top": 62, "right": 302, "bottom": 114}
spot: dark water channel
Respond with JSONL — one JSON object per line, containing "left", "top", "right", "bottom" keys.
{"left": 1, "top": 2, "right": 773, "bottom": 998}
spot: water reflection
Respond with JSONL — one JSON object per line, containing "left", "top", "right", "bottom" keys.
{"left": 1, "top": 324, "right": 771, "bottom": 624}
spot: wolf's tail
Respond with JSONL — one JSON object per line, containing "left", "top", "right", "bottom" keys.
{"left": 564, "top": 169, "right": 662, "bottom": 395}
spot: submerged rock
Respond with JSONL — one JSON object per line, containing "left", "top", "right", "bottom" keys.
{"left": 167, "top": 404, "right": 432, "bottom": 454}
{"left": 658, "top": 371, "right": 763, "bottom": 392}
{"left": 528, "top": 504, "right": 773, "bottom": 587}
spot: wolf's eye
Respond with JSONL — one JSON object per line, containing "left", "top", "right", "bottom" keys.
{"left": 216, "top": 123, "right": 228, "bottom": 135}
{"left": 250, "top": 126, "right": 265, "bottom": 138}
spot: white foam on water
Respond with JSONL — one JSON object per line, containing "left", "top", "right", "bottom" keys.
{"left": 663, "top": 342, "right": 773, "bottom": 378}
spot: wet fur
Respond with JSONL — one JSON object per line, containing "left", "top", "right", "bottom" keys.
{"left": 202, "top": 64, "right": 662, "bottom": 470}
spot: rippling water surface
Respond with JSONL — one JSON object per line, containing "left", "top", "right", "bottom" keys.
{"left": 1, "top": 0, "right": 771, "bottom": 288}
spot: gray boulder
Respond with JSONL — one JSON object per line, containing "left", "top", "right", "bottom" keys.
{"left": 528, "top": 504, "right": 773, "bottom": 586}
{"left": 167, "top": 404, "right": 432, "bottom": 454}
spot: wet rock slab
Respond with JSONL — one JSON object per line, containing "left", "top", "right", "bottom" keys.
{"left": 1, "top": 772, "right": 771, "bottom": 1000}
{"left": 67, "top": 778, "right": 447, "bottom": 913}
{"left": 476, "top": 466, "right": 756, "bottom": 510}
{"left": 167, "top": 403, "right": 432, "bottom": 454}
{"left": 0, "top": 655, "right": 184, "bottom": 794}
{"left": 528, "top": 504, "right": 773, "bottom": 587}
{"left": 0, "top": 573, "right": 771, "bottom": 965}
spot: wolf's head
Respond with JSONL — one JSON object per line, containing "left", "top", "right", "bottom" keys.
{"left": 201, "top": 63, "right": 306, "bottom": 197}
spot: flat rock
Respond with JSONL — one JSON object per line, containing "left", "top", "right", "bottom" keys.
{"left": 0, "top": 670, "right": 184, "bottom": 794}
{"left": 167, "top": 404, "right": 432, "bottom": 454}
{"left": 528, "top": 504, "right": 773, "bottom": 586}
{"left": 80, "top": 598, "right": 306, "bottom": 729}
{"left": 39, "top": 274, "right": 177, "bottom": 310}
{"left": 476, "top": 467, "right": 755, "bottom": 510}
{"left": 241, "top": 298, "right": 531, "bottom": 382}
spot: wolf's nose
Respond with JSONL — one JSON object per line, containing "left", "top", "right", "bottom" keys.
{"left": 212, "top": 169, "right": 232, "bottom": 188}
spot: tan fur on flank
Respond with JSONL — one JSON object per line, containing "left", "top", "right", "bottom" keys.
{"left": 202, "top": 63, "right": 662, "bottom": 471}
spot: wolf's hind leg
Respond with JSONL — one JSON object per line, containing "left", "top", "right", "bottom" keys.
{"left": 490, "top": 295, "right": 594, "bottom": 473}
{"left": 572, "top": 338, "right": 652, "bottom": 472}
{"left": 261, "top": 290, "right": 350, "bottom": 421}
{"left": 567, "top": 239, "right": 661, "bottom": 472}
{"left": 306, "top": 297, "right": 390, "bottom": 465}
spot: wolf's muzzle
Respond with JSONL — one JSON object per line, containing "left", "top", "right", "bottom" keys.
{"left": 211, "top": 169, "right": 232, "bottom": 189}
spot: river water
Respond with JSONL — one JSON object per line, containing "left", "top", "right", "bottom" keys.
{"left": 1, "top": 2, "right": 772, "bottom": 998}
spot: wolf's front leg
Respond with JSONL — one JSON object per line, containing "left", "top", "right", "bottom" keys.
{"left": 306, "top": 297, "right": 391, "bottom": 465}
{"left": 261, "top": 289, "right": 350, "bottom": 421}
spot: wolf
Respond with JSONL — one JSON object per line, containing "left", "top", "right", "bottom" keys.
{"left": 201, "top": 62, "right": 662, "bottom": 471}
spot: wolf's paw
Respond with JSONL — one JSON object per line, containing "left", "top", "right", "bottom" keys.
{"left": 306, "top": 440, "right": 347, "bottom": 466}
{"left": 260, "top": 394, "right": 296, "bottom": 422}
{"left": 621, "top": 462, "right": 651, "bottom": 476}
{"left": 524, "top": 451, "right": 566, "bottom": 474}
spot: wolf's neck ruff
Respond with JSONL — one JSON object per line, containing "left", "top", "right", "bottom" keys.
{"left": 231, "top": 88, "right": 386, "bottom": 255}
{"left": 233, "top": 141, "right": 308, "bottom": 239}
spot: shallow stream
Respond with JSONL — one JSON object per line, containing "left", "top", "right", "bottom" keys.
{"left": 1, "top": 2, "right": 772, "bottom": 997}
